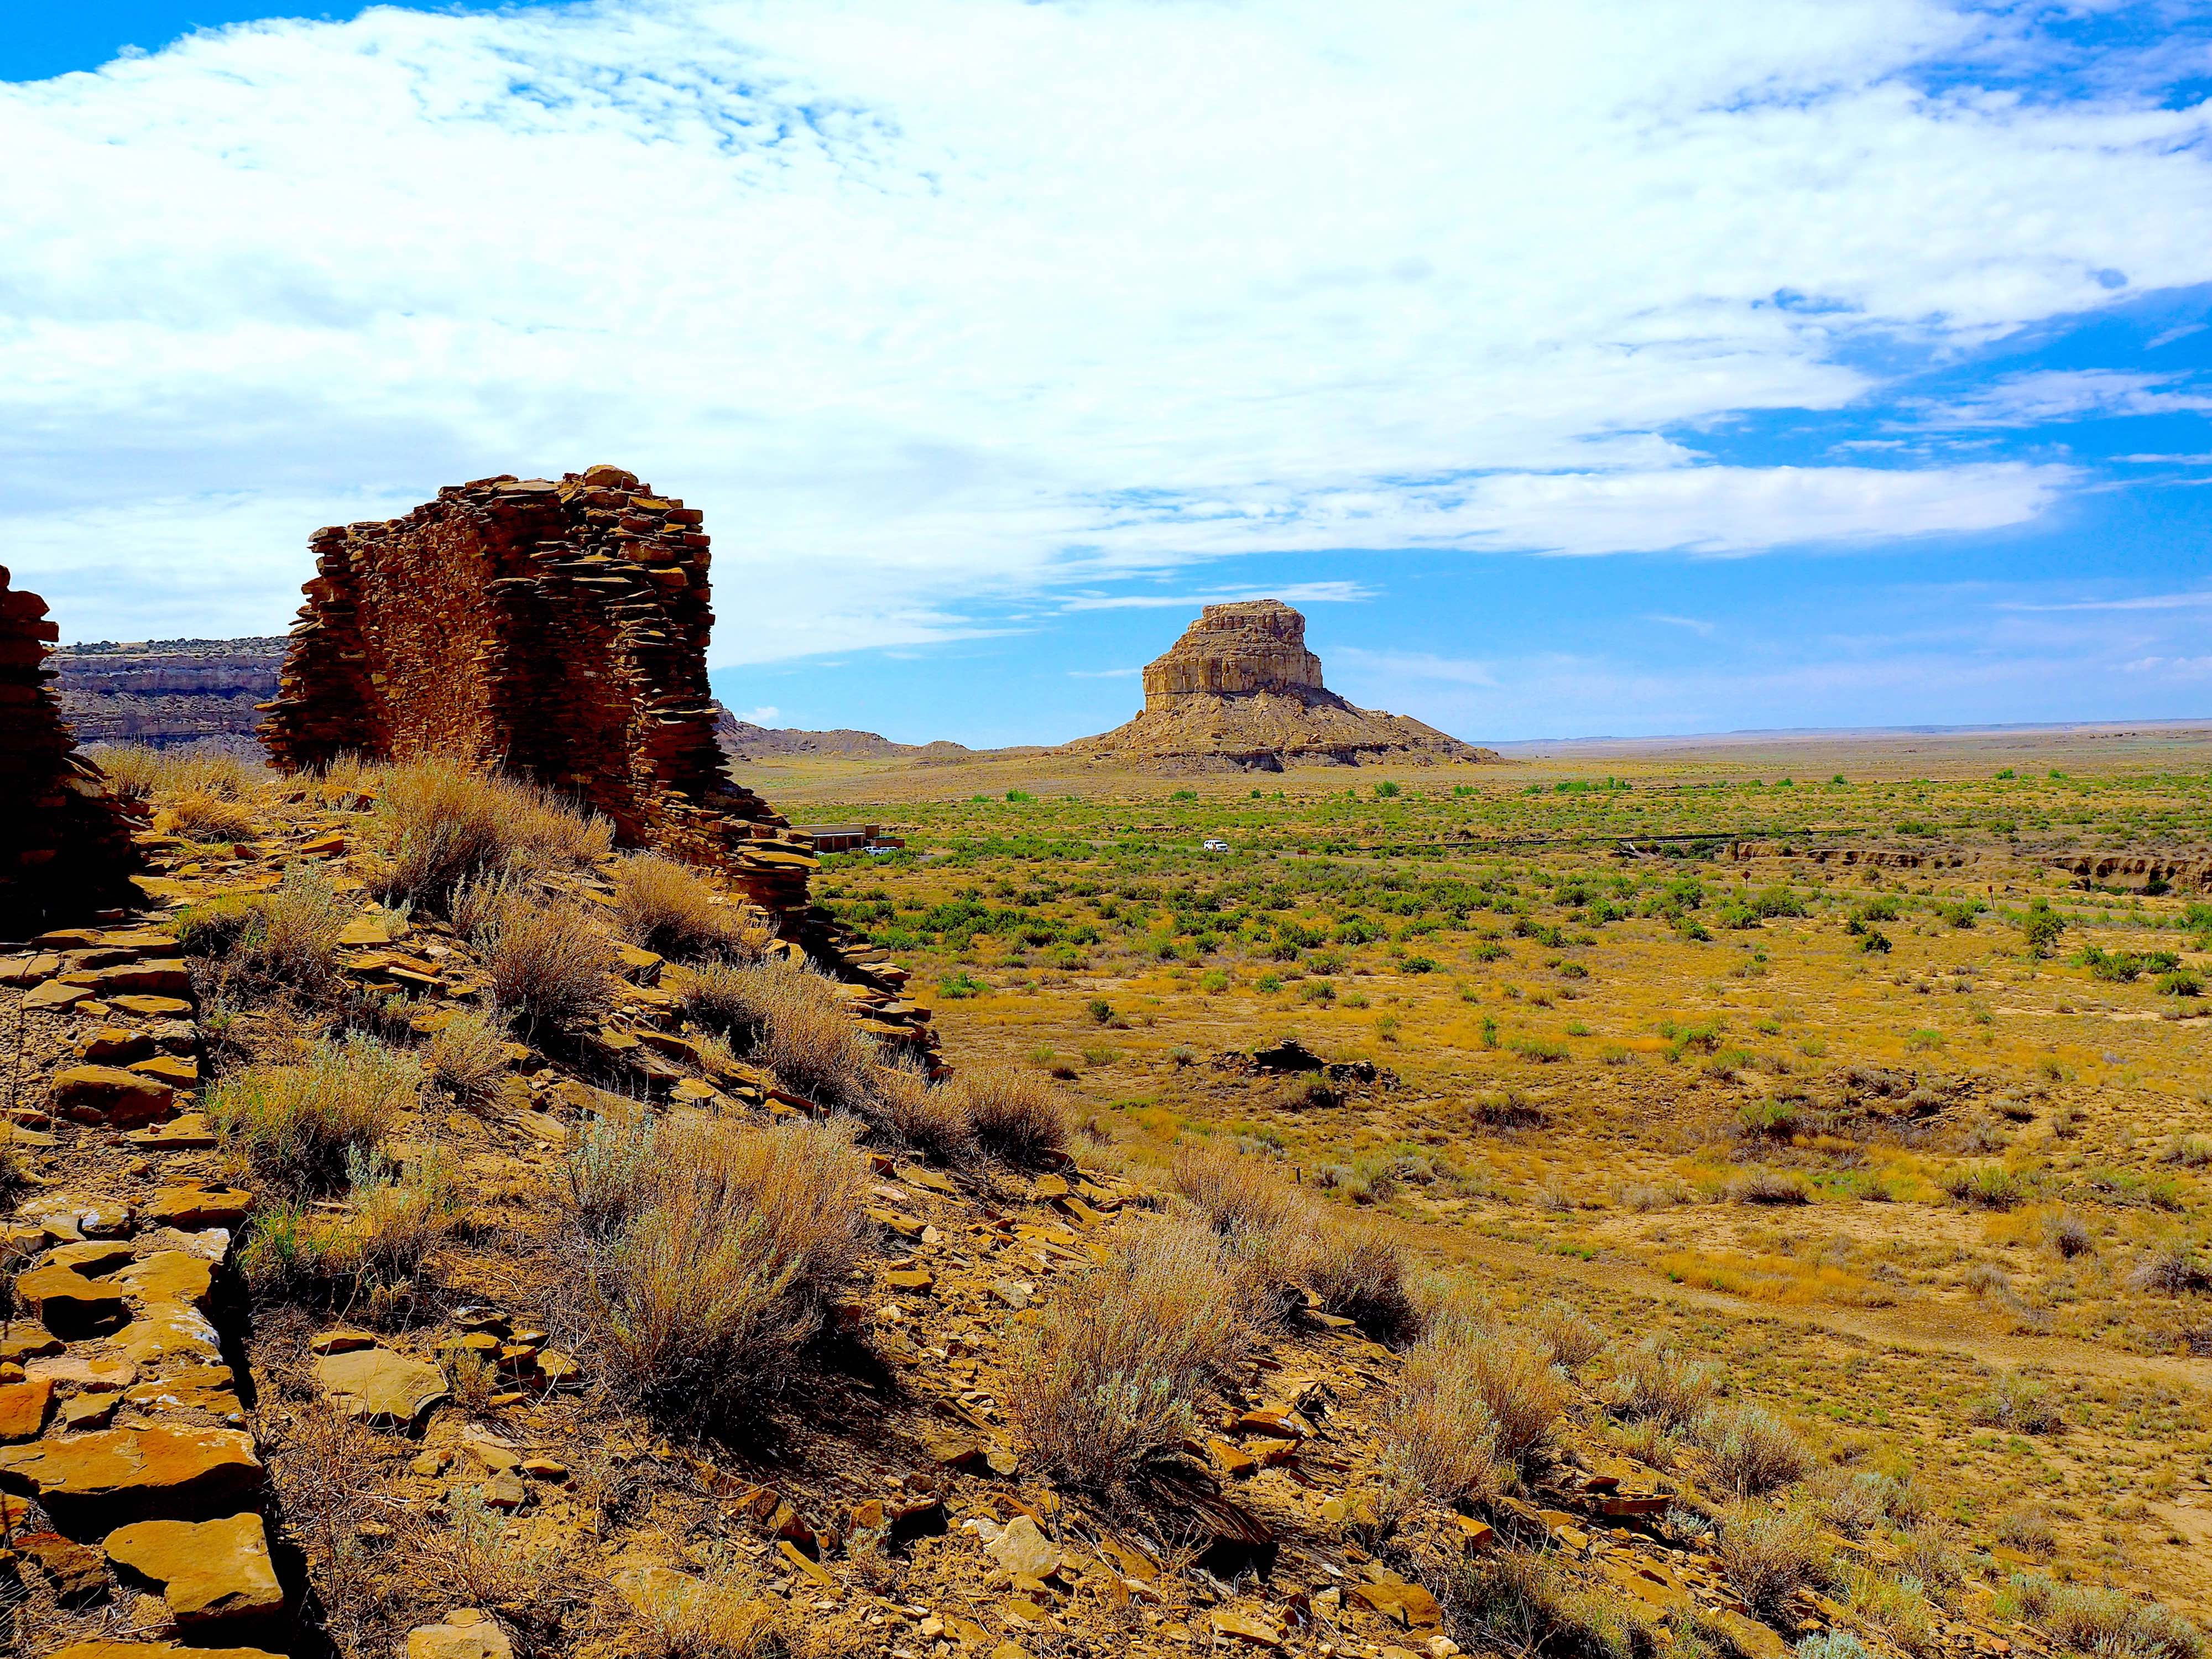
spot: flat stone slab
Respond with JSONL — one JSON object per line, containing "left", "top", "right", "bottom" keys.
{"left": 49, "top": 1065, "right": 175, "bottom": 1128}
{"left": 0, "top": 1376, "right": 56, "bottom": 1441}
{"left": 105, "top": 1511, "right": 284, "bottom": 1625}
{"left": 316, "top": 1346, "right": 448, "bottom": 1432}
{"left": 407, "top": 1609, "right": 514, "bottom": 1659}
{"left": 0, "top": 1425, "right": 262, "bottom": 1533}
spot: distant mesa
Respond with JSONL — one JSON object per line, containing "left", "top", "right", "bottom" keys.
{"left": 1062, "top": 599, "right": 1497, "bottom": 773}
{"left": 51, "top": 635, "right": 286, "bottom": 749}
{"left": 713, "top": 708, "right": 976, "bottom": 763}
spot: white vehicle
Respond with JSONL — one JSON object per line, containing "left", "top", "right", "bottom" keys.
{"left": 1202, "top": 838, "right": 1230, "bottom": 853}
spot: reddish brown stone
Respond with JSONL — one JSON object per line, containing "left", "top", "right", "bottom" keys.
{"left": 0, "top": 1425, "right": 262, "bottom": 1535}
{"left": 258, "top": 468, "right": 817, "bottom": 924}
{"left": 0, "top": 566, "right": 143, "bottom": 932}
{"left": 49, "top": 1065, "right": 176, "bottom": 1127}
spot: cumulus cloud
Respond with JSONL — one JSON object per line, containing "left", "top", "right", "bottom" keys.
{"left": 2, "top": 0, "right": 2209, "bottom": 654}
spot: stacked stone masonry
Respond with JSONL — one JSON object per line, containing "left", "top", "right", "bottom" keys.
{"left": 0, "top": 924, "right": 290, "bottom": 1658}
{"left": 0, "top": 566, "right": 143, "bottom": 936}
{"left": 258, "top": 466, "right": 817, "bottom": 925}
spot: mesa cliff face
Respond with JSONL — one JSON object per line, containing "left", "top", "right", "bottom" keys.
{"left": 51, "top": 637, "right": 285, "bottom": 748}
{"left": 1065, "top": 599, "right": 1496, "bottom": 772}
{"left": 259, "top": 466, "right": 819, "bottom": 923}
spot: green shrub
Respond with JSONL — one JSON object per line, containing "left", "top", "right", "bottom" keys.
{"left": 208, "top": 1035, "right": 419, "bottom": 1196}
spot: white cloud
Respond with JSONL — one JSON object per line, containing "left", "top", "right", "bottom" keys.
{"left": 726, "top": 705, "right": 782, "bottom": 723}
{"left": 1066, "top": 666, "right": 1142, "bottom": 679}
{"left": 2, "top": 0, "right": 2208, "bottom": 655}
{"left": 1919, "top": 369, "right": 2212, "bottom": 427}
{"left": 1646, "top": 614, "right": 1718, "bottom": 635}
{"left": 1058, "top": 581, "right": 1376, "bottom": 612}
{"left": 2000, "top": 590, "right": 2212, "bottom": 613}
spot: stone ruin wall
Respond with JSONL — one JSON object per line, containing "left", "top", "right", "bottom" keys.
{"left": 0, "top": 566, "right": 142, "bottom": 936}
{"left": 258, "top": 466, "right": 817, "bottom": 924}
{"left": 1141, "top": 599, "right": 1328, "bottom": 703}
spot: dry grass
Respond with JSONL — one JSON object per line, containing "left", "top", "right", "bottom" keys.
{"left": 680, "top": 959, "right": 880, "bottom": 1114}
{"left": 371, "top": 758, "right": 612, "bottom": 910}
{"left": 239, "top": 1145, "right": 464, "bottom": 1309}
{"left": 564, "top": 1112, "right": 872, "bottom": 1425}
{"left": 950, "top": 1065, "right": 1070, "bottom": 1163}
{"left": 1006, "top": 1217, "right": 1253, "bottom": 1491}
{"left": 625, "top": 1573, "right": 789, "bottom": 1659}
{"left": 613, "top": 852, "right": 771, "bottom": 962}
{"left": 1603, "top": 1337, "right": 1721, "bottom": 1428}
{"left": 1416, "top": 1318, "right": 1572, "bottom": 1468}
{"left": 89, "top": 742, "right": 258, "bottom": 803}
{"left": 1695, "top": 1400, "right": 1812, "bottom": 1496}
{"left": 1281, "top": 1213, "right": 1417, "bottom": 1342}
{"left": 1525, "top": 1300, "right": 1606, "bottom": 1370}
{"left": 424, "top": 1009, "right": 516, "bottom": 1113}
{"left": 873, "top": 1062, "right": 979, "bottom": 1164}
{"left": 457, "top": 878, "right": 619, "bottom": 1031}
{"left": 1170, "top": 1141, "right": 1300, "bottom": 1238}
{"left": 161, "top": 788, "right": 260, "bottom": 841}
{"left": 1714, "top": 1501, "right": 1830, "bottom": 1618}
{"left": 177, "top": 865, "right": 352, "bottom": 999}
{"left": 207, "top": 1034, "right": 419, "bottom": 1196}
{"left": 2000, "top": 1574, "right": 2204, "bottom": 1659}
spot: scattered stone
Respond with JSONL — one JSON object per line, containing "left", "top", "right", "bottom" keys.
{"left": 310, "top": 1329, "right": 379, "bottom": 1355}
{"left": 316, "top": 1347, "right": 448, "bottom": 1432}
{"left": 142, "top": 1186, "right": 253, "bottom": 1229}
{"left": 984, "top": 1514, "right": 1062, "bottom": 1580}
{"left": 14, "top": 1263, "right": 129, "bottom": 1336}
{"left": 20, "top": 1529, "right": 112, "bottom": 1605}
{"left": 1211, "top": 1610, "right": 1286, "bottom": 1648}
{"left": 103, "top": 1512, "right": 285, "bottom": 1625}
{"left": 406, "top": 1609, "right": 514, "bottom": 1659}
{"left": 109, "top": 994, "right": 194, "bottom": 1017}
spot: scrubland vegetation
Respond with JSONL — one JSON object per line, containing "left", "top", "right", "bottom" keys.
{"left": 27, "top": 735, "right": 2212, "bottom": 1658}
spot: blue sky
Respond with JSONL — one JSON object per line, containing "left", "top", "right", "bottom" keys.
{"left": 7, "top": 2, "right": 2212, "bottom": 744}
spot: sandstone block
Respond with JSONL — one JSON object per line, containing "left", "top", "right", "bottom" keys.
{"left": 50, "top": 1065, "right": 176, "bottom": 1126}
{"left": 407, "top": 1609, "right": 514, "bottom": 1659}
{"left": 104, "top": 1511, "right": 284, "bottom": 1625}
{"left": 315, "top": 1346, "right": 448, "bottom": 1431}
{"left": 0, "top": 1425, "right": 262, "bottom": 1533}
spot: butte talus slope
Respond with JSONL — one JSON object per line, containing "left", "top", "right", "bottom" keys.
{"left": 1063, "top": 600, "right": 1498, "bottom": 773}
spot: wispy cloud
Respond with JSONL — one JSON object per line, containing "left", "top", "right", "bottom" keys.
{"left": 1645, "top": 614, "right": 1718, "bottom": 635}
{"left": 2000, "top": 591, "right": 2212, "bottom": 614}
{"left": 1066, "top": 666, "right": 1142, "bottom": 679}
{"left": 1058, "top": 581, "right": 1376, "bottom": 612}
{"left": 1917, "top": 370, "right": 2212, "bottom": 428}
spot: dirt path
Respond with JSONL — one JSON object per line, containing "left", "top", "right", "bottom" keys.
{"left": 1426, "top": 1222, "right": 2212, "bottom": 1392}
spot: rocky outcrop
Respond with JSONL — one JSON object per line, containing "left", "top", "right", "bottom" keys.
{"left": 259, "top": 467, "right": 818, "bottom": 925}
{"left": 50, "top": 639, "right": 285, "bottom": 749}
{"left": 1062, "top": 600, "right": 1497, "bottom": 773}
{"left": 0, "top": 567, "right": 143, "bottom": 936}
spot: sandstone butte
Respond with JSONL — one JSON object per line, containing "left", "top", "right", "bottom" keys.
{"left": 0, "top": 564, "right": 143, "bottom": 935}
{"left": 1061, "top": 598, "right": 1500, "bottom": 773}
{"left": 257, "top": 465, "right": 820, "bottom": 928}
